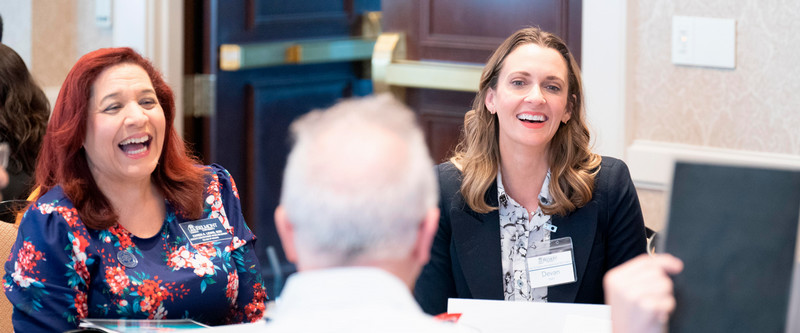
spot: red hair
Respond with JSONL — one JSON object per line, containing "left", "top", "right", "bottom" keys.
{"left": 34, "top": 47, "right": 205, "bottom": 229}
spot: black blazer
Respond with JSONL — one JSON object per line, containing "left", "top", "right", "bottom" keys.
{"left": 414, "top": 156, "right": 647, "bottom": 315}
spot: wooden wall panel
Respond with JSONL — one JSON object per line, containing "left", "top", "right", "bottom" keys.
{"left": 383, "top": 0, "right": 580, "bottom": 63}
{"left": 419, "top": 0, "right": 564, "bottom": 62}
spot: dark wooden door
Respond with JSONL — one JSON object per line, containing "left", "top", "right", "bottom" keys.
{"left": 185, "top": 0, "right": 379, "bottom": 297}
{"left": 381, "top": 0, "right": 582, "bottom": 163}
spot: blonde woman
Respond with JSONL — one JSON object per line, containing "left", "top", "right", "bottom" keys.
{"left": 414, "top": 27, "right": 647, "bottom": 315}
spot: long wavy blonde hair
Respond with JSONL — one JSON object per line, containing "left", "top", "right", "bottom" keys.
{"left": 452, "top": 27, "right": 601, "bottom": 216}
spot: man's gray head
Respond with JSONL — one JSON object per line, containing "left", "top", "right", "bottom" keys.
{"left": 280, "top": 94, "right": 437, "bottom": 267}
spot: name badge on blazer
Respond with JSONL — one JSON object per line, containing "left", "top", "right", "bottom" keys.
{"left": 178, "top": 218, "right": 232, "bottom": 245}
{"left": 526, "top": 237, "right": 577, "bottom": 288}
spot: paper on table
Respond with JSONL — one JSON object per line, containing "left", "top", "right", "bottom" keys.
{"left": 447, "top": 298, "right": 610, "bottom": 333}
{"left": 561, "top": 315, "right": 611, "bottom": 333}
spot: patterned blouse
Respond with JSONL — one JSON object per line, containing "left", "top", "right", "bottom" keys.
{"left": 498, "top": 170, "right": 553, "bottom": 302}
{"left": 4, "top": 164, "right": 267, "bottom": 332}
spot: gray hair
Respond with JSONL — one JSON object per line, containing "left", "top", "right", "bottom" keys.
{"left": 280, "top": 94, "right": 437, "bottom": 267}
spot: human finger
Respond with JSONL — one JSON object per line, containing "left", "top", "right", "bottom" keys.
{"left": 649, "top": 253, "right": 684, "bottom": 275}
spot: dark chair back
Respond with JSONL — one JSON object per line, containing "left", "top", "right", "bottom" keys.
{"left": 0, "top": 200, "right": 29, "bottom": 224}
{"left": 645, "top": 226, "right": 658, "bottom": 255}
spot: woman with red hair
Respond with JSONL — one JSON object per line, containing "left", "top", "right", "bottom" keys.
{"left": 3, "top": 47, "right": 267, "bottom": 331}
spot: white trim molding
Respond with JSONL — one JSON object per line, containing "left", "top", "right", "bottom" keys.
{"left": 145, "top": 0, "right": 185, "bottom": 135}
{"left": 627, "top": 140, "right": 800, "bottom": 190}
{"left": 582, "top": 0, "right": 628, "bottom": 159}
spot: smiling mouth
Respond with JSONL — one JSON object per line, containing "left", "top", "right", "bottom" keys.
{"left": 517, "top": 114, "right": 547, "bottom": 123}
{"left": 118, "top": 136, "right": 152, "bottom": 155}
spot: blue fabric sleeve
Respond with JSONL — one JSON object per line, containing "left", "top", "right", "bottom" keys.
{"left": 4, "top": 201, "right": 91, "bottom": 332}
{"left": 209, "top": 164, "right": 267, "bottom": 323}
{"left": 209, "top": 164, "right": 255, "bottom": 244}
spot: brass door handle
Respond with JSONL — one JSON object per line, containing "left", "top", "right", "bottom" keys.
{"left": 220, "top": 38, "right": 377, "bottom": 71}
{"left": 371, "top": 32, "right": 483, "bottom": 93}
{"left": 219, "top": 12, "right": 382, "bottom": 71}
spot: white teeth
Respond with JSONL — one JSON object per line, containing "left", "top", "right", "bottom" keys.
{"left": 517, "top": 114, "right": 545, "bottom": 122}
{"left": 126, "top": 147, "right": 147, "bottom": 155}
{"left": 119, "top": 136, "right": 149, "bottom": 145}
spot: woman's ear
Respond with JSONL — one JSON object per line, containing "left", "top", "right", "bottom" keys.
{"left": 485, "top": 88, "right": 497, "bottom": 114}
{"left": 564, "top": 93, "right": 577, "bottom": 123}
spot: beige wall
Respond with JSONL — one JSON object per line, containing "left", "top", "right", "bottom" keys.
{"left": 628, "top": 1, "right": 800, "bottom": 230}
{"left": 630, "top": 1, "right": 800, "bottom": 153}
{"left": 32, "top": 0, "right": 75, "bottom": 87}
{"left": 30, "top": 0, "right": 113, "bottom": 102}
{"left": 11, "top": 1, "right": 182, "bottom": 132}
{"left": 74, "top": 0, "right": 114, "bottom": 69}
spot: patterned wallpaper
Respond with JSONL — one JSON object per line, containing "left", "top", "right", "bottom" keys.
{"left": 630, "top": 0, "right": 800, "bottom": 155}
{"left": 638, "top": 188, "right": 668, "bottom": 232}
{"left": 30, "top": 0, "right": 112, "bottom": 89}
{"left": 31, "top": 1, "right": 75, "bottom": 88}
{"left": 628, "top": 1, "right": 800, "bottom": 230}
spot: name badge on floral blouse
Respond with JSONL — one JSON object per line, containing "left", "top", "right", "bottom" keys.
{"left": 525, "top": 237, "right": 577, "bottom": 288}
{"left": 178, "top": 218, "right": 232, "bottom": 246}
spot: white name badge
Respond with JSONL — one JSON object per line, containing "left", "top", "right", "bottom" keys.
{"left": 526, "top": 237, "right": 577, "bottom": 288}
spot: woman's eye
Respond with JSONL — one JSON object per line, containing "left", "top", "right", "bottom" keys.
{"left": 511, "top": 80, "right": 525, "bottom": 87}
{"left": 103, "top": 104, "right": 121, "bottom": 113}
{"left": 546, "top": 85, "right": 561, "bottom": 92}
{"left": 140, "top": 99, "right": 157, "bottom": 108}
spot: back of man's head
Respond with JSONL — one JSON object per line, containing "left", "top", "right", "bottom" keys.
{"left": 278, "top": 94, "right": 437, "bottom": 269}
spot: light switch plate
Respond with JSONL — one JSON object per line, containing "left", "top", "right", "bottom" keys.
{"left": 672, "top": 16, "right": 736, "bottom": 69}
{"left": 95, "top": 0, "right": 112, "bottom": 28}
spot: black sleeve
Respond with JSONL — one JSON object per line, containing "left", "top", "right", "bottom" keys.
{"left": 603, "top": 158, "right": 648, "bottom": 269}
{"left": 414, "top": 163, "right": 458, "bottom": 315}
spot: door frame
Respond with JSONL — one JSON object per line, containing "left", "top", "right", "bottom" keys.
{"left": 581, "top": 0, "right": 628, "bottom": 160}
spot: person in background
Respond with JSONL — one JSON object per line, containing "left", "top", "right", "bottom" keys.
{"left": 414, "top": 27, "right": 647, "bottom": 315}
{"left": 0, "top": 43, "right": 50, "bottom": 202}
{"left": 4, "top": 47, "right": 266, "bottom": 332}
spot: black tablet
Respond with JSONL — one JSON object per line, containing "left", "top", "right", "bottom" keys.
{"left": 659, "top": 161, "right": 800, "bottom": 333}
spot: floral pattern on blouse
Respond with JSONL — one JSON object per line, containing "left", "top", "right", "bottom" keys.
{"left": 4, "top": 164, "right": 267, "bottom": 332}
{"left": 497, "top": 170, "right": 553, "bottom": 302}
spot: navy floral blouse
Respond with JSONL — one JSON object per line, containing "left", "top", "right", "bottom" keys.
{"left": 3, "top": 164, "right": 267, "bottom": 332}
